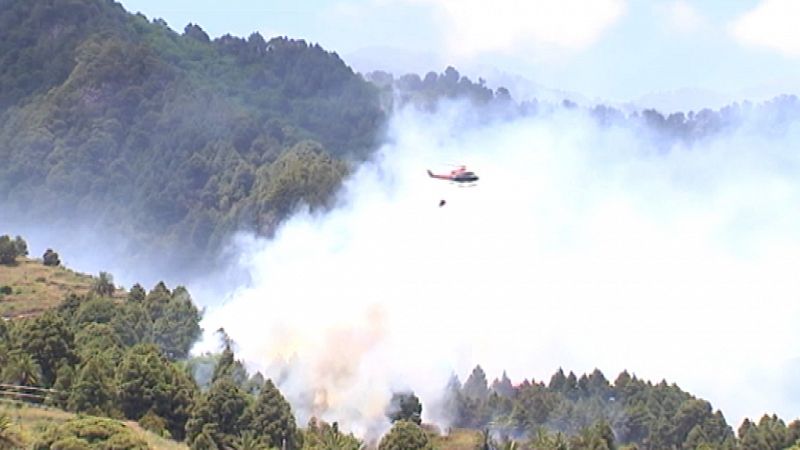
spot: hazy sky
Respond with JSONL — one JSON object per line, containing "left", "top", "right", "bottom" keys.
{"left": 117, "top": 0, "right": 800, "bottom": 104}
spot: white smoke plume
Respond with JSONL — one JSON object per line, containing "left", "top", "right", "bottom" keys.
{"left": 199, "top": 101, "right": 800, "bottom": 438}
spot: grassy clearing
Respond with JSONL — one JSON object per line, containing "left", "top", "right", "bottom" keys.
{"left": 0, "top": 402, "right": 189, "bottom": 450}
{"left": 0, "top": 402, "right": 480, "bottom": 450}
{"left": 126, "top": 421, "right": 191, "bottom": 450}
{"left": 0, "top": 257, "right": 123, "bottom": 318}
{"left": 0, "top": 401, "right": 74, "bottom": 446}
{"left": 431, "top": 427, "right": 483, "bottom": 450}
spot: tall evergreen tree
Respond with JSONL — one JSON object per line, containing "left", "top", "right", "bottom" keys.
{"left": 69, "top": 355, "right": 116, "bottom": 416}
{"left": 49, "top": 363, "right": 75, "bottom": 409}
{"left": 185, "top": 378, "right": 250, "bottom": 448}
{"left": 111, "top": 302, "right": 152, "bottom": 348}
{"left": 148, "top": 284, "right": 202, "bottom": 359}
{"left": 18, "top": 311, "right": 78, "bottom": 386}
{"left": 116, "top": 344, "right": 197, "bottom": 439}
{"left": 212, "top": 344, "right": 236, "bottom": 384}
{"left": 128, "top": 283, "right": 146, "bottom": 303}
{"left": 463, "top": 365, "right": 489, "bottom": 401}
{"left": 245, "top": 379, "right": 300, "bottom": 450}
{"left": 74, "top": 322, "right": 124, "bottom": 364}
{"left": 549, "top": 368, "right": 568, "bottom": 392}
{"left": 492, "top": 371, "right": 515, "bottom": 398}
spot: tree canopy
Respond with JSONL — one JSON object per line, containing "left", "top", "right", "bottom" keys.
{"left": 0, "top": 0, "right": 385, "bottom": 275}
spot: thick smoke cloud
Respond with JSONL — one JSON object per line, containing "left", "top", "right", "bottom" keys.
{"left": 203, "top": 101, "right": 800, "bottom": 437}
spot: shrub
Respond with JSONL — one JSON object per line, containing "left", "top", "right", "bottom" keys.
{"left": 138, "top": 410, "right": 167, "bottom": 437}
{"left": 33, "top": 417, "right": 147, "bottom": 450}
{"left": 43, "top": 249, "right": 61, "bottom": 267}
{"left": 50, "top": 436, "right": 91, "bottom": 450}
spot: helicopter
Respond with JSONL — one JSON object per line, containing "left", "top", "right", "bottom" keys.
{"left": 427, "top": 165, "right": 479, "bottom": 185}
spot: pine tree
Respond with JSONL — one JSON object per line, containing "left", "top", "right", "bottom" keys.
{"left": 442, "top": 374, "right": 465, "bottom": 428}
{"left": 50, "top": 364, "right": 75, "bottom": 409}
{"left": 491, "top": 371, "right": 514, "bottom": 398}
{"left": 185, "top": 378, "right": 250, "bottom": 447}
{"left": 564, "top": 371, "right": 579, "bottom": 400}
{"left": 111, "top": 302, "right": 151, "bottom": 347}
{"left": 685, "top": 425, "right": 710, "bottom": 450}
{"left": 19, "top": 311, "right": 79, "bottom": 386}
{"left": 245, "top": 371, "right": 265, "bottom": 395}
{"left": 587, "top": 369, "right": 611, "bottom": 399}
{"left": 144, "top": 281, "right": 172, "bottom": 321}
{"left": 74, "top": 322, "right": 124, "bottom": 365}
{"left": 212, "top": 344, "right": 236, "bottom": 383}
{"left": 128, "top": 283, "right": 146, "bottom": 303}
{"left": 69, "top": 356, "right": 115, "bottom": 416}
{"left": 549, "top": 368, "right": 568, "bottom": 392}
{"left": 245, "top": 379, "right": 299, "bottom": 450}
{"left": 150, "top": 285, "right": 202, "bottom": 360}
{"left": 463, "top": 365, "right": 489, "bottom": 401}
{"left": 116, "top": 344, "right": 197, "bottom": 439}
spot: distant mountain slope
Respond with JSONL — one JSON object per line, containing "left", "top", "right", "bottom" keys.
{"left": 0, "top": 0, "right": 384, "bottom": 271}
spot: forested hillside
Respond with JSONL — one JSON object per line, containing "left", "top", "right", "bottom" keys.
{"left": 0, "top": 0, "right": 384, "bottom": 271}
{"left": 0, "top": 235, "right": 797, "bottom": 450}
{"left": 366, "top": 67, "right": 800, "bottom": 149}
{"left": 3, "top": 0, "right": 798, "bottom": 278}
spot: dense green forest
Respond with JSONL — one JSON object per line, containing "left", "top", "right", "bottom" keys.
{"left": 0, "top": 0, "right": 384, "bottom": 272}
{"left": 2, "top": 0, "right": 799, "bottom": 278}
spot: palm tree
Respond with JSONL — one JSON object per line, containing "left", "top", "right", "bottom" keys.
{"left": 230, "top": 431, "right": 272, "bottom": 450}
{"left": 92, "top": 271, "right": 115, "bottom": 297}
{"left": 0, "top": 413, "right": 23, "bottom": 450}
{"left": 2, "top": 351, "right": 41, "bottom": 387}
{"left": 321, "top": 428, "right": 364, "bottom": 450}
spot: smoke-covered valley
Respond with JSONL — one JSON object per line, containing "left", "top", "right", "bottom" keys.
{"left": 190, "top": 98, "right": 800, "bottom": 436}
{"left": 5, "top": 2, "right": 800, "bottom": 448}
{"left": 4, "top": 70, "right": 800, "bottom": 439}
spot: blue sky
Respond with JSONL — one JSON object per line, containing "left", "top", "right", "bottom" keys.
{"left": 117, "top": 0, "right": 800, "bottom": 106}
